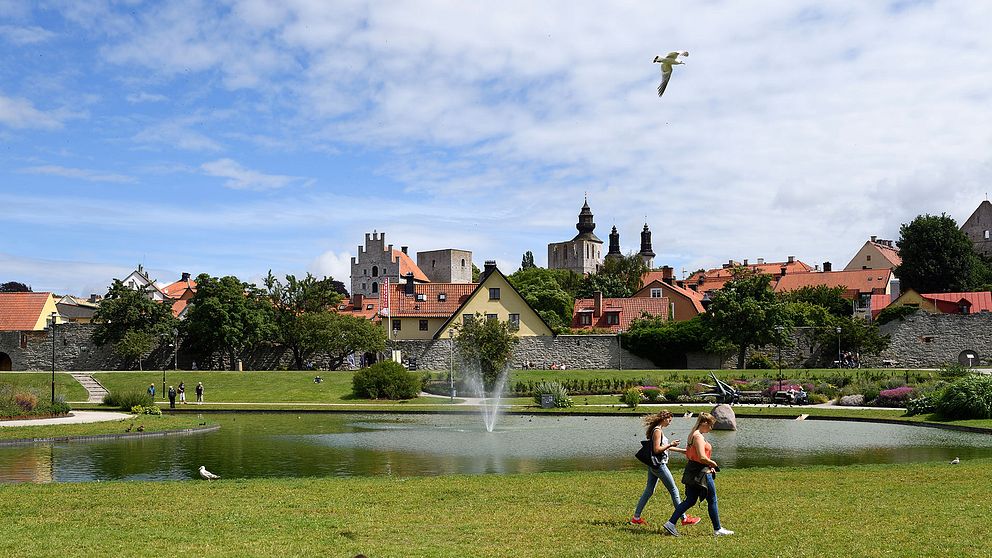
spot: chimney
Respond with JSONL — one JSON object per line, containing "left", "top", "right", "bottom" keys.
{"left": 353, "top": 293, "right": 364, "bottom": 308}
{"left": 661, "top": 265, "right": 674, "bottom": 284}
{"left": 823, "top": 261, "right": 833, "bottom": 272}
{"left": 89, "top": 294, "right": 101, "bottom": 303}
{"left": 781, "top": 265, "right": 788, "bottom": 276}
{"left": 743, "top": 259, "right": 749, "bottom": 266}
{"left": 181, "top": 272, "right": 190, "bottom": 282}
{"left": 401, "top": 246, "right": 408, "bottom": 255}
{"left": 482, "top": 260, "right": 497, "bottom": 280}
{"left": 757, "top": 258, "right": 765, "bottom": 265}
{"left": 404, "top": 272, "right": 415, "bottom": 295}
{"left": 871, "top": 235, "right": 877, "bottom": 243}
{"left": 787, "top": 255, "right": 795, "bottom": 264}
{"left": 594, "top": 291, "right": 603, "bottom": 318}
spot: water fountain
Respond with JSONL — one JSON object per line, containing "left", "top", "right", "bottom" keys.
{"left": 458, "top": 358, "right": 510, "bottom": 432}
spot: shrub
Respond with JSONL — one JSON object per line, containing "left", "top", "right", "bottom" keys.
{"left": 103, "top": 390, "right": 153, "bottom": 411}
{"left": 621, "top": 387, "right": 642, "bottom": 409}
{"left": 875, "top": 304, "right": 919, "bottom": 325}
{"left": 532, "top": 381, "right": 574, "bottom": 408}
{"left": 875, "top": 386, "right": 915, "bottom": 407}
{"left": 906, "top": 394, "right": 939, "bottom": 416}
{"left": 14, "top": 392, "right": 38, "bottom": 412}
{"left": 937, "top": 363, "right": 971, "bottom": 380}
{"left": 352, "top": 361, "right": 422, "bottom": 400}
{"left": 665, "top": 383, "right": 690, "bottom": 402}
{"left": 746, "top": 352, "right": 774, "bottom": 369}
{"left": 130, "top": 405, "right": 163, "bottom": 415}
{"left": 641, "top": 387, "right": 662, "bottom": 403}
{"left": 935, "top": 375, "right": 992, "bottom": 420}
{"left": 808, "top": 393, "right": 829, "bottom": 405}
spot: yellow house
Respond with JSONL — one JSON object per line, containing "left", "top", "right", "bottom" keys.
{"left": 434, "top": 262, "right": 553, "bottom": 338}
{"left": 0, "top": 292, "right": 62, "bottom": 331}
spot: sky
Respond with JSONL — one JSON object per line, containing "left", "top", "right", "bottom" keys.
{"left": 2, "top": 0, "right": 991, "bottom": 297}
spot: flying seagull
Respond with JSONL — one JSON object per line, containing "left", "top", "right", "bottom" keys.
{"left": 950, "top": 457, "right": 960, "bottom": 465}
{"left": 199, "top": 465, "right": 221, "bottom": 480}
{"left": 653, "top": 51, "right": 688, "bottom": 97}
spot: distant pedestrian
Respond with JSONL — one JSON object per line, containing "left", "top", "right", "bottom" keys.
{"left": 167, "top": 385, "right": 177, "bottom": 409}
{"left": 147, "top": 383, "right": 156, "bottom": 398}
{"left": 178, "top": 381, "right": 186, "bottom": 404}
{"left": 195, "top": 381, "right": 204, "bottom": 403}
{"left": 192, "top": 361, "right": 197, "bottom": 370}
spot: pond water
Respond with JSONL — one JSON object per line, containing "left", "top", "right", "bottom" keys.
{"left": 2, "top": 413, "right": 991, "bottom": 483}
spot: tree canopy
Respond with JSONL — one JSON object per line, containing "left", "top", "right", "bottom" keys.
{"left": 263, "top": 271, "right": 344, "bottom": 369}
{"left": 895, "top": 213, "right": 987, "bottom": 293}
{"left": 92, "top": 279, "right": 177, "bottom": 347}
{"left": 507, "top": 267, "right": 580, "bottom": 332}
{"left": 183, "top": 274, "right": 275, "bottom": 369}
{"left": 703, "top": 267, "right": 788, "bottom": 369}
{"left": 520, "top": 251, "right": 536, "bottom": 270}
{"left": 455, "top": 314, "right": 518, "bottom": 392}
{"left": 298, "top": 312, "right": 386, "bottom": 370}
{"left": 577, "top": 254, "right": 648, "bottom": 298}
{"left": 0, "top": 281, "right": 31, "bottom": 292}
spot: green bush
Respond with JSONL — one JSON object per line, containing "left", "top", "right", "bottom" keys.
{"left": 808, "top": 393, "right": 830, "bottom": 405}
{"left": 621, "top": 387, "right": 641, "bottom": 409}
{"left": 532, "top": 381, "right": 574, "bottom": 408}
{"left": 935, "top": 375, "right": 992, "bottom": 419}
{"left": 130, "top": 405, "right": 163, "bottom": 415}
{"left": 875, "top": 304, "right": 919, "bottom": 325}
{"left": 746, "top": 352, "right": 775, "bottom": 369}
{"left": 665, "top": 382, "right": 691, "bottom": 402}
{"left": 937, "top": 363, "right": 972, "bottom": 380}
{"left": 642, "top": 387, "right": 662, "bottom": 403}
{"left": 103, "top": 390, "right": 153, "bottom": 411}
{"left": 352, "top": 361, "right": 422, "bottom": 400}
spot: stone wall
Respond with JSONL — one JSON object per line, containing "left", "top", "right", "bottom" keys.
{"left": 877, "top": 312, "right": 992, "bottom": 368}
{"left": 392, "top": 335, "right": 658, "bottom": 371}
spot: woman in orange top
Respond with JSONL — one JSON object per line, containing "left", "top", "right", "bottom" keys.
{"left": 662, "top": 412, "right": 734, "bottom": 537}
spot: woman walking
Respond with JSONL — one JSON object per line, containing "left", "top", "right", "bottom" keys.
{"left": 630, "top": 410, "right": 701, "bottom": 527}
{"left": 663, "top": 412, "right": 734, "bottom": 537}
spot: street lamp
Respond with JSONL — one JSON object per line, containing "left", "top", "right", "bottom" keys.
{"left": 448, "top": 329, "right": 455, "bottom": 401}
{"left": 836, "top": 327, "right": 842, "bottom": 368}
{"left": 618, "top": 330, "right": 623, "bottom": 372}
{"left": 774, "top": 325, "right": 784, "bottom": 392}
{"left": 49, "top": 312, "right": 57, "bottom": 404}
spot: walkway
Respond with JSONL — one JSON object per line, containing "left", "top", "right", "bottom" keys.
{"left": 70, "top": 373, "right": 109, "bottom": 403}
{"left": 0, "top": 410, "right": 131, "bottom": 427}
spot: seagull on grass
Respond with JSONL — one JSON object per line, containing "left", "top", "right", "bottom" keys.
{"left": 199, "top": 466, "right": 221, "bottom": 480}
{"left": 950, "top": 457, "right": 960, "bottom": 465}
{"left": 653, "top": 51, "right": 688, "bottom": 97}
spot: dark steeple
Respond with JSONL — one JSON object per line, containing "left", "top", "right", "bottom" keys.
{"left": 572, "top": 197, "right": 602, "bottom": 243}
{"left": 606, "top": 225, "right": 622, "bottom": 261}
{"left": 639, "top": 223, "right": 655, "bottom": 267}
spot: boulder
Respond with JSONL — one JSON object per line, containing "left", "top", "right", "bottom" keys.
{"left": 838, "top": 394, "right": 865, "bottom": 407}
{"left": 710, "top": 403, "right": 737, "bottom": 431}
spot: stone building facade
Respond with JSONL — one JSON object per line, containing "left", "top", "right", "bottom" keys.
{"left": 548, "top": 199, "right": 603, "bottom": 276}
{"left": 416, "top": 249, "right": 473, "bottom": 284}
{"left": 960, "top": 200, "right": 992, "bottom": 257}
{"left": 350, "top": 232, "right": 429, "bottom": 299}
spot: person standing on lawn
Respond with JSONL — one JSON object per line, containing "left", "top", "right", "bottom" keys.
{"left": 167, "top": 385, "right": 177, "bottom": 409}
{"left": 663, "top": 412, "right": 734, "bottom": 537}
{"left": 147, "top": 383, "right": 155, "bottom": 398}
{"left": 178, "top": 381, "right": 186, "bottom": 404}
{"left": 195, "top": 381, "right": 204, "bottom": 403}
{"left": 630, "top": 410, "right": 701, "bottom": 527}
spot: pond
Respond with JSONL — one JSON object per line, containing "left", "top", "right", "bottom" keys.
{"left": 2, "top": 413, "right": 991, "bottom": 483}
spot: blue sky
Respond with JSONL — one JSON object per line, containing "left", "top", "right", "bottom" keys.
{"left": 2, "top": 0, "right": 991, "bottom": 296}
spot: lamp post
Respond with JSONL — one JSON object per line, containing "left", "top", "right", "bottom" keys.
{"left": 836, "top": 327, "right": 842, "bottom": 368}
{"left": 448, "top": 329, "right": 455, "bottom": 401}
{"left": 774, "top": 325, "right": 784, "bottom": 392}
{"left": 618, "top": 330, "right": 623, "bottom": 372}
{"left": 50, "top": 312, "right": 57, "bottom": 404}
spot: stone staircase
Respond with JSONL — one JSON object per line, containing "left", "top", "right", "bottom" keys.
{"left": 70, "top": 374, "right": 110, "bottom": 403}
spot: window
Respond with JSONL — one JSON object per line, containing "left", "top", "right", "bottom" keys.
{"left": 392, "top": 320, "right": 401, "bottom": 331}
{"left": 372, "top": 265, "right": 378, "bottom": 277}
{"left": 986, "top": 230, "right": 990, "bottom": 240}
{"left": 489, "top": 288, "right": 500, "bottom": 300}
{"left": 366, "top": 304, "right": 374, "bottom": 310}
{"left": 438, "top": 293, "right": 447, "bottom": 302}
{"left": 463, "top": 314, "right": 474, "bottom": 324}
{"left": 866, "top": 255, "right": 871, "bottom": 262}
{"left": 416, "top": 293, "right": 426, "bottom": 302}
{"left": 650, "top": 288, "right": 662, "bottom": 298}
{"left": 432, "top": 259, "right": 436, "bottom": 268}
{"left": 960, "top": 302, "right": 971, "bottom": 315}
{"left": 606, "top": 312, "right": 620, "bottom": 325}
{"left": 419, "top": 319, "right": 429, "bottom": 331}
{"left": 580, "top": 314, "right": 592, "bottom": 325}
{"left": 338, "top": 304, "right": 346, "bottom": 310}
{"left": 371, "top": 282, "right": 378, "bottom": 294}
{"left": 509, "top": 313, "right": 520, "bottom": 330}
{"left": 461, "top": 259, "right": 466, "bottom": 267}
{"left": 485, "top": 313, "right": 498, "bottom": 322}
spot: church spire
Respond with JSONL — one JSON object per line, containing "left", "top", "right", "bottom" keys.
{"left": 606, "top": 225, "right": 622, "bottom": 261}
{"left": 639, "top": 223, "right": 655, "bottom": 268}
{"left": 572, "top": 197, "right": 602, "bottom": 242}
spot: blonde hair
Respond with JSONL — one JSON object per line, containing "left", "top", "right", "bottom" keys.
{"left": 643, "top": 410, "right": 673, "bottom": 438}
{"left": 686, "top": 412, "right": 716, "bottom": 446}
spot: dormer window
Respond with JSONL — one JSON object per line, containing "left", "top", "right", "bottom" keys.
{"left": 416, "top": 293, "right": 426, "bottom": 302}
{"left": 366, "top": 304, "right": 374, "bottom": 310}
{"left": 438, "top": 293, "right": 447, "bottom": 302}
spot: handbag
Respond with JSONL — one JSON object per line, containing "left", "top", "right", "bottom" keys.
{"left": 635, "top": 439, "right": 660, "bottom": 468}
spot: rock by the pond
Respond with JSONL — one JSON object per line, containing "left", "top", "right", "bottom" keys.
{"left": 838, "top": 394, "right": 865, "bottom": 407}
{"left": 710, "top": 404, "right": 737, "bottom": 431}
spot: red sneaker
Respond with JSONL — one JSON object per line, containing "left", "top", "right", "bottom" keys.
{"left": 630, "top": 517, "right": 647, "bottom": 526}
{"left": 681, "top": 515, "right": 702, "bottom": 526}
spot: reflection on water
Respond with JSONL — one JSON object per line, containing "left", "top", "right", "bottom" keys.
{"left": 1, "top": 414, "right": 991, "bottom": 484}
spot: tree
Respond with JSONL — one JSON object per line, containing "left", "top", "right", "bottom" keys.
{"left": 577, "top": 254, "right": 648, "bottom": 298}
{"left": 778, "top": 285, "right": 852, "bottom": 317}
{"left": 114, "top": 330, "right": 156, "bottom": 371}
{"left": 472, "top": 263, "right": 481, "bottom": 283}
{"left": 520, "top": 251, "right": 536, "bottom": 270}
{"left": 812, "top": 315, "right": 889, "bottom": 364}
{"left": 0, "top": 281, "right": 31, "bottom": 292}
{"left": 298, "top": 312, "right": 386, "bottom": 370}
{"left": 622, "top": 315, "right": 712, "bottom": 368}
{"left": 263, "top": 271, "right": 344, "bottom": 369}
{"left": 455, "top": 314, "right": 518, "bottom": 392}
{"left": 895, "top": 213, "right": 986, "bottom": 293}
{"left": 183, "top": 274, "right": 275, "bottom": 370}
{"left": 703, "top": 267, "right": 788, "bottom": 369}
{"left": 92, "top": 279, "right": 177, "bottom": 349}
{"left": 507, "top": 267, "right": 579, "bottom": 331}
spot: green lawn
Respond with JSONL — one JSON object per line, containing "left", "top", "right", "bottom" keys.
{"left": 0, "top": 373, "right": 89, "bottom": 401}
{"left": 506, "top": 367, "right": 930, "bottom": 384}
{"left": 0, "top": 414, "right": 210, "bottom": 440}
{"left": 1, "top": 459, "right": 989, "bottom": 557}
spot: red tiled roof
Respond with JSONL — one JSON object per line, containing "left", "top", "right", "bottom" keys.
{"left": 162, "top": 278, "right": 197, "bottom": 298}
{"left": 636, "top": 276, "right": 705, "bottom": 313}
{"left": 571, "top": 296, "right": 670, "bottom": 333}
{"left": 921, "top": 292, "right": 992, "bottom": 314}
{"left": 0, "top": 292, "right": 52, "bottom": 331}
{"left": 685, "top": 259, "right": 813, "bottom": 293}
{"left": 773, "top": 269, "right": 892, "bottom": 296}
{"left": 870, "top": 293, "right": 892, "bottom": 319}
{"left": 392, "top": 250, "right": 430, "bottom": 283}
{"left": 871, "top": 242, "right": 901, "bottom": 267}
{"left": 386, "top": 282, "right": 477, "bottom": 317}
{"left": 335, "top": 297, "right": 381, "bottom": 320}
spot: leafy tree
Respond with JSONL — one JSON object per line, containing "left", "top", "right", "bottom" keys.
{"left": 183, "top": 274, "right": 276, "bottom": 370}
{"left": 895, "top": 213, "right": 986, "bottom": 293}
{"left": 507, "top": 267, "right": 580, "bottom": 331}
{"left": 455, "top": 314, "right": 518, "bottom": 392}
{"left": 622, "top": 315, "right": 712, "bottom": 368}
{"left": 298, "top": 312, "right": 386, "bottom": 370}
{"left": 875, "top": 304, "right": 919, "bottom": 325}
{"left": 263, "top": 271, "right": 344, "bottom": 369}
{"left": 577, "top": 254, "right": 648, "bottom": 298}
{"left": 520, "top": 251, "right": 536, "bottom": 270}
{"left": 0, "top": 281, "right": 31, "bottom": 292}
{"left": 92, "top": 279, "right": 177, "bottom": 348}
{"left": 703, "top": 267, "right": 788, "bottom": 369}
{"left": 778, "top": 285, "right": 852, "bottom": 317}
{"left": 813, "top": 315, "right": 889, "bottom": 364}
{"left": 472, "top": 263, "right": 481, "bottom": 282}
{"left": 114, "top": 330, "right": 156, "bottom": 371}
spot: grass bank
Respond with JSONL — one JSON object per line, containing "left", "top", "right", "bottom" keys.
{"left": 0, "top": 373, "right": 89, "bottom": 401}
{"left": 0, "top": 415, "right": 211, "bottom": 441}
{"left": 1, "top": 459, "right": 988, "bottom": 557}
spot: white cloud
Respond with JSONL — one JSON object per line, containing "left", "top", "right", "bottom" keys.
{"left": 0, "top": 24, "right": 56, "bottom": 45}
{"left": 308, "top": 250, "right": 352, "bottom": 283}
{"left": 19, "top": 165, "right": 136, "bottom": 184}
{"left": 200, "top": 158, "right": 310, "bottom": 190}
{"left": 126, "top": 91, "right": 168, "bottom": 103}
{"left": 0, "top": 94, "right": 64, "bottom": 129}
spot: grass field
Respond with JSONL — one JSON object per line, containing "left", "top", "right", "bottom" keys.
{"left": 0, "top": 373, "right": 89, "bottom": 401}
{"left": 1, "top": 459, "right": 989, "bottom": 557}
{"left": 0, "top": 414, "right": 210, "bottom": 441}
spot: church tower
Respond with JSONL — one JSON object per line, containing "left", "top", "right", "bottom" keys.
{"left": 639, "top": 223, "right": 656, "bottom": 268}
{"left": 547, "top": 197, "right": 604, "bottom": 275}
{"left": 606, "top": 225, "right": 623, "bottom": 262}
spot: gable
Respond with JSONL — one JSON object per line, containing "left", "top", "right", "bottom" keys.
{"left": 435, "top": 268, "right": 553, "bottom": 338}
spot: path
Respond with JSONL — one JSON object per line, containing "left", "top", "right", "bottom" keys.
{"left": 0, "top": 410, "right": 131, "bottom": 427}
{"left": 70, "top": 374, "right": 109, "bottom": 403}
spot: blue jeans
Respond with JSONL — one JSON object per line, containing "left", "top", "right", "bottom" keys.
{"left": 634, "top": 463, "right": 684, "bottom": 520}
{"left": 668, "top": 472, "right": 721, "bottom": 529}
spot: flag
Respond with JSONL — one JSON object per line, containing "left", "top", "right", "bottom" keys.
{"left": 380, "top": 276, "right": 390, "bottom": 316}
